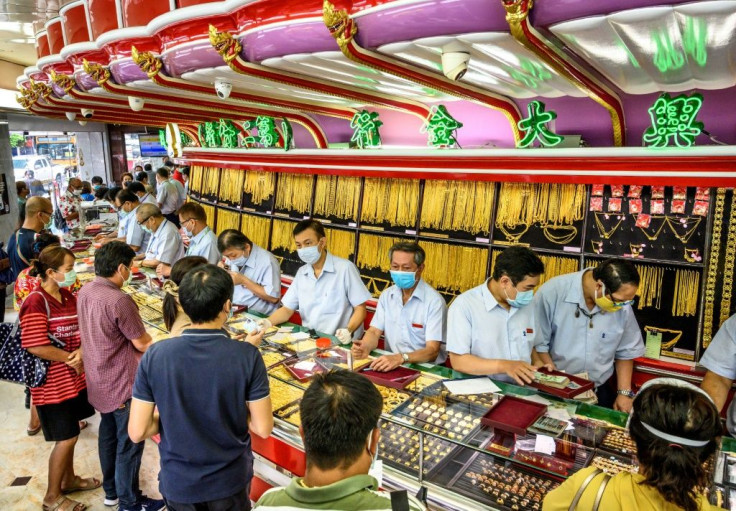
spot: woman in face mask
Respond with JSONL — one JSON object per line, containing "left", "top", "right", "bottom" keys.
{"left": 162, "top": 256, "right": 208, "bottom": 336}
{"left": 533, "top": 258, "right": 644, "bottom": 412}
{"left": 20, "top": 245, "right": 98, "bottom": 511}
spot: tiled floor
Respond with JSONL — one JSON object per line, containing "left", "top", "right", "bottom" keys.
{"left": 0, "top": 373, "right": 163, "bottom": 510}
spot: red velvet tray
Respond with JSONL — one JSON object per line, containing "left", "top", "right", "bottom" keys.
{"left": 359, "top": 366, "right": 420, "bottom": 389}
{"left": 527, "top": 369, "right": 594, "bottom": 399}
{"left": 284, "top": 359, "right": 326, "bottom": 382}
{"left": 481, "top": 395, "right": 548, "bottom": 435}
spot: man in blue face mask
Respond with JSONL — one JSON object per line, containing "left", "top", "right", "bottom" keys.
{"left": 447, "top": 246, "right": 549, "bottom": 386}
{"left": 352, "top": 241, "right": 446, "bottom": 371}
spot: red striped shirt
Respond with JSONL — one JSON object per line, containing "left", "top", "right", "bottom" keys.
{"left": 20, "top": 288, "right": 86, "bottom": 406}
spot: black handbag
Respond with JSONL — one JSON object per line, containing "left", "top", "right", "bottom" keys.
{"left": 0, "top": 293, "right": 66, "bottom": 388}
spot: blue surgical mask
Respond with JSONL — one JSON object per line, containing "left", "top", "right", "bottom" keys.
{"left": 44, "top": 218, "right": 53, "bottom": 230}
{"left": 297, "top": 245, "right": 321, "bottom": 265}
{"left": 390, "top": 270, "right": 417, "bottom": 290}
{"left": 118, "top": 209, "right": 129, "bottom": 219}
{"left": 55, "top": 269, "right": 77, "bottom": 288}
{"left": 120, "top": 266, "right": 133, "bottom": 287}
{"left": 228, "top": 255, "right": 247, "bottom": 269}
{"left": 505, "top": 286, "right": 534, "bottom": 308}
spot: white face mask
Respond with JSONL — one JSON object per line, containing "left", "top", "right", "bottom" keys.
{"left": 366, "top": 429, "right": 382, "bottom": 486}
{"left": 297, "top": 244, "right": 322, "bottom": 265}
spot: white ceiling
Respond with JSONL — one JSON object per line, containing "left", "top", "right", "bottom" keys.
{"left": 0, "top": 1, "right": 55, "bottom": 66}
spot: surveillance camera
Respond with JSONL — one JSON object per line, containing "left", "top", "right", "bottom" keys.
{"left": 128, "top": 96, "right": 145, "bottom": 112}
{"left": 81, "top": 108, "right": 94, "bottom": 118}
{"left": 78, "top": 120, "right": 87, "bottom": 126}
{"left": 214, "top": 78, "right": 232, "bottom": 99}
{"left": 441, "top": 42, "right": 470, "bottom": 81}
{"left": 65, "top": 111, "right": 76, "bottom": 121}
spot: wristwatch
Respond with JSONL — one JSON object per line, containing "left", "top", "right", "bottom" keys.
{"left": 401, "top": 353, "right": 409, "bottom": 363}
{"left": 617, "top": 389, "right": 635, "bottom": 398}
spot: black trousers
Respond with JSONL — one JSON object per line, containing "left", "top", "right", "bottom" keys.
{"left": 164, "top": 487, "right": 250, "bottom": 511}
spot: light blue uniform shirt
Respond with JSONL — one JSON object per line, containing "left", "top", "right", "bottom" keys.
{"left": 282, "top": 252, "right": 371, "bottom": 336}
{"left": 169, "top": 178, "right": 186, "bottom": 206}
{"left": 700, "top": 314, "right": 736, "bottom": 435}
{"left": 231, "top": 244, "right": 281, "bottom": 315}
{"left": 156, "top": 180, "right": 180, "bottom": 215}
{"left": 124, "top": 205, "right": 150, "bottom": 255}
{"left": 139, "top": 192, "right": 157, "bottom": 206}
{"left": 145, "top": 218, "right": 184, "bottom": 265}
{"left": 371, "top": 280, "right": 447, "bottom": 364}
{"left": 447, "top": 280, "right": 536, "bottom": 382}
{"left": 533, "top": 269, "right": 644, "bottom": 387}
{"left": 186, "top": 226, "right": 219, "bottom": 264}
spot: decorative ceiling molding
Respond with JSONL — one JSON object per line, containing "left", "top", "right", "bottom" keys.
{"left": 503, "top": 0, "right": 626, "bottom": 146}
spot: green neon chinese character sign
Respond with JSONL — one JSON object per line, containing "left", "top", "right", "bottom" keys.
{"left": 240, "top": 120, "right": 258, "bottom": 147}
{"left": 350, "top": 110, "right": 382, "bottom": 149}
{"left": 180, "top": 131, "right": 193, "bottom": 147}
{"left": 422, "top": 105, "right": 462, "bottom": 148}
{"left": 158, "top": 129, "right": 167, "bottom": 148}
{"left": 197, "top": 121, "right": 220, "bottom": 148}
{"left": 643, "top": 92, "right": 704, "bottom": 148}
{"left": 517, "top": 100, "right": 564, "bottom": 148}
{"left": 255, "top": 116, "right": 279, "bottom": 148}
{"left": 281, "top": 119, "right": 293, "bottom": 151}
{"left": 218, "top": 119, "right": 239, "bottom": 149}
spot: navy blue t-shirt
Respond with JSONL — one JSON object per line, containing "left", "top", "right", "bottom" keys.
{"left": 8, "top": 227, "right": 37, "bottom": 278}
{"left": 133, "top": 329, "right": 270, "bottom": 503}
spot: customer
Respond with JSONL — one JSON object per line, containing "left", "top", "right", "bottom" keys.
{"left": 8, "top": 196, "right": 53, "bottom": 278}
{"left": 80, "top": 181, "right": 94, "bottom": 201}
{"left": 59, "top": 178, "right": 83, "bottom": 230}
{"left": 136, "top": 203, "right": 184, "bottom": 274}
{"left": 217, "top": 229, "right": 280, "bottom": 315}
{"left": 255, "top": 370, "right": 424, "bottom": 510}
{"left": 91, "top": 176, "right": 104, "bottom": 190}
{"left": 121, "top": 172, "right": 134, "bottom": 188}
{"left": 143, "top": 164, "right": 157, "bottom": 194}
{"left": 161, "top": 256, "right": 208, "bottom": 336}
{"left": 180, "top": 167, "right": 190, "bottom": 196}
{"left": 93, "top": 186, "right": 108, "bottom": 202}
{"left": 77, "top": 241, "right": 164, "bottom": 511}
{"left": 20, "top": 245, "right": 98, "bottom": 511}
{"left": 16, "top": 180, "right": 29, "bottom": 222}
{"left": 129, "top": 265, "right": 273, "bottom": 511}
{"left": 543, "top": 378, "right": 722, "bottom": 511}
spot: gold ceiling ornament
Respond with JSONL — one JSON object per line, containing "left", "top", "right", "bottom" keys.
{"left": 323, "top": 0, "right": 357, "bottom": 49}
{"left": 503, "top": 0, "right": 533, "bottom": 24}
{"left": 16, "top": 87, "right": 33, "bottom": 109}
{"left": 208, "top": 25, "right": 242, "bottom": 64}
{"left": 131, "top": 46, "right": 163, "bottom": 78}
{"left": 82, "top": 59, "right": 111, "bottom": 85}
{"left": 29, "top": 79, "right": 52, "bottom": 100}
{"left": 49, "top": 70, "right": 76, "bottom": 94}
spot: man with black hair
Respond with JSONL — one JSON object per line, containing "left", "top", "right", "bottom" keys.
{"left": 129, "top": 265, "right": 272, "bottom": 511}
{"left": 448, "top": 246, "right": 547, "bottom": 386}
{"left": 94, "top": 190, "right": 149, "bottom": 253}
{"left": 143, "top": 163, "right": 157, "bottom": 194}
{"left": 136, "top": 203, "right": 184, "bottom": 273}
{"left": 155, "top": 168, "right": 181, "bottom": 227}
{"left": 255, "top": 370, "right": 424, "bottom": 511}
{"left": 262, "top": 219, "right": 370, "bottom": 338}
{"left": 533, "top": 258, "right": 644, "bottom": 411}
{"left": 91, "top": 175, "right": 104, "bottom": 189}
{"left": 77, "top": 241, "right": 163, "bottom": 511}
{"left": 127, "top": 180, "right": 157, "bottom": 205}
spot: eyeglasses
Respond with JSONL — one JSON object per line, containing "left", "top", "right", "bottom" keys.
{"left": 137, "top": 216, "right": 151, "bottom": 226}
{"left": 607, "top": 294, "right": 635, "bottom": 307}
{"left": 180, "top": 217, "right": 194, "bottom": 225}
{"left": 40, "top": 210, "right": 52, "bottom": 216}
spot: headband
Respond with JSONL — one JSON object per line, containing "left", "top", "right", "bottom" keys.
{"left": 162, "top": 280, "right": 179, "bottom": 298}
{"left": 639, "top": 421, "right": 710, "bottom": 447}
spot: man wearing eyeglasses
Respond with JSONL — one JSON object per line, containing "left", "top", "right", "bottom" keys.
{"left": 533, "top": 259, "right": 644, "bottom": 412}
{"left": 135, "top": 203, "right": 184, "bottom": 275}
{"left": 156, "top": 202, "right": 219, "bottom": 278}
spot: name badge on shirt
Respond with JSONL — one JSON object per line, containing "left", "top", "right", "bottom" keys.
{"left": 411, "top": 323, "right": 424, "bottom": 329}
{"left": 526, "top": 328, "right": 534, "bottom": 334}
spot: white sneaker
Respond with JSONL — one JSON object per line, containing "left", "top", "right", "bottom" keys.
{"left": 104, "top": 497, "right": 119, "bottom": 507}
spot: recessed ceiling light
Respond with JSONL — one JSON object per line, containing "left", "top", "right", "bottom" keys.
{"left": 7, "top": 38, "right": 35, "bottom": 44}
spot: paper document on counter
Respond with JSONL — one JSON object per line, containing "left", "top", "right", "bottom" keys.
{"left": 443, "top": 377, "right": 501, "bottom": 395}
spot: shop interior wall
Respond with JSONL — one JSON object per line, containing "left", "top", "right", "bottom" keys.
{"left": 0, "top": 114, "right": 20, "bottom": 251}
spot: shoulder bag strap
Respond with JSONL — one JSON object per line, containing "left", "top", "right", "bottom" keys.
{"left": 15, "top": 231, "right": 31, "bottom": 266}
{"left": 592, "top": 473, "right": 612, "bottom": 511}
{"left": 568, "top": 469, "right": 603, "bottom": 511}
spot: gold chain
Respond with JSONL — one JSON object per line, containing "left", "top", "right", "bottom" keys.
{"left": 543, "top": 225, "right": 578, "bottom": 245}
{"left": 703, "top": 189, "right": 726, "bottom": 348}
{"left": 219, "top": 169, "right": 245, "bottom": 204}
{"left": 271, "top": 219, "right": 297, "bottom": 252}
{"left": 672, "top": 268, "right": 700, "bottom": 317}
{"left": 313, "top": 175, "right": 361, "bottom": 220}
{"left": 244, "top": 171, "right": 276, "bottom": 205}
{"left": 199, "top": 202, "right": 215, "bottom": 228}
{"left": 361, "top": 178, "right": 419, "bottom": 226}
{"left": 325, "top": 228, "right": 355, "bottom": 259}
{"left": 593, "top": 213, "right": 624, "bottom": 239}
{"left": 634, "top": 264, "right": 664, "bottom": 310}
{"left": 633, "top": 214, "right": 667, "bottom": 241}
{"left": 535, "top": 254, "right": 579, "bottom": 290}
{"left": 420, "top": 180, "right": 494, "bottom": 234}
{"left": 356, "top": 233, "right": 402, "bottom": 270}
{"left": 190, "top": 165, "right": 203, "bottom": 194}
{"left": 241, "top": 214, "right": 271, "bottom": 248}
{"left": 664, "top": 216, "right": 702, "bottom": 244}
{"left": 216, "top": 208, "right": 241, "bottom": 234}
{"left": 720, "top": 192, "right": 736, "bottom": 327}
{"left": 275, "top": 173, "right": 313, "bottom": 214}
{"left": 202, "top": 166, "right": 219, "bottom": 197}
{"left": 421, "top": 241, "right": 487, "bottom": 293}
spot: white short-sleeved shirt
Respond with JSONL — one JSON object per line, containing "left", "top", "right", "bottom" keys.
{"left": 447, "top": 280, "right": 536, "bottom": 382}
{"left": 371, "top": 280, "right": 447, "bottom": 364}
{"left": 281, "top": 252, "right": 371, "bottom": 336}
{"left": 533, "top": 269, "right": 645, "bottom": 387}
{"left": 232, "top": 244, "right": 281, "bottom": 315}
{"left": 145, "top": 218, "right": 184, "bottom": 265}
{"left": 700, "top": 314, "right": 736, "bottom": 435}
{"left": 186, "top": 226, "right": 220, "bottom": 264}
{"left": 169, "top": 178, "right": 186, "bottom": 206}
{"left": 139, "top": 193, "right": 157, "bottom": 206}
{"left": 124, "top": 205, "right": 150, "bottom": 254}
{"left": 156, "top": 181, "right": 180, "bottom": 215}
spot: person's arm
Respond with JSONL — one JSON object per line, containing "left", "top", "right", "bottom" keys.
{"left": 613, "top": 358, "right": 635, "bottom": 413}
{"left": 266, "top": 277, "right": 300, "bottom": 326}
{"left": 128, "top": 399, "right": 159, "bottom": 443}
{"left": 370, "top": 341, "right": 441, "bottom": 372}
{"left": 247, "top": 397, "right": 274, "bottom": 438}
{"left": 346, "top": 303, "right": 367, "bottom": 334}
{"left": 156, "top": 263, "right": 172, "bottom": 279}
{"left": 449, "top": 353, "right": 536, "bottom": 385}
{"left": 141, "top": 258, "right": 160, "bottom": 268}
{"left": 131, "top": 332, "right": 153, "bottom": 353}
{"left": 266, "top": 306, "right": 294, "bottom": 327}
{"left": 353, "top": 326, "right": 382, "bottom": 359}
{"left": 702, "top": 370, "right": 733, "bottom": 411}
{"left": 531, "top": 348, "right": 554, "bottom": 370}
{"left": 612, "top": 309, "right": 646, "bottom": 413}
{"left": 156, "top": 186, "right": 168, "bottom": 208}
{"left": 531, "top": 290, "right": 556, "bottom": 369}
{"left": 231, "top": 272, "right": 280, "bottom": 304}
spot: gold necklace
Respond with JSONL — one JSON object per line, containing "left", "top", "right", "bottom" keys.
{"left": 593, "top": 213, "right": 624, "bottom": 239}
{"left": 703, "top": 189, "right": 726, "bottom": 348}
{"left": 591, "top": 240, "right": 604, "bottom": 254}
{"left": 644, "top": 326, "right": 683, "bottom": 351}
{"left": 543, "top": 225, "right": 577, "bottom": 245}
{"left": 665, "top": 216, "right": 702, "bottom": 244}
{"left": 633, "top": 214, "right": 666, "bottom": 241}
{"left": 720, "top": 192, "right": 736, "bottom": 327}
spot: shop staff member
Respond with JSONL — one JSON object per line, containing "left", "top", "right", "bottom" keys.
{"left": 262, "top": 219, "right": 371, "bottom": 338}
{"left": 128, "top": 180, "right": 157, "bottom": 206}
{"left": 534, "top": 259, "right": 644, "bottom": 412}
{"left": 136, "top": 203, "right": 184, "bottom": 273}
{"left": 255, "top": 370, "right": 424, "bottom": 511}
{"left": 448, "top": 247, "right": 545, "bottom": 386}
{"left": 352, "top": 241, "right": 446, "bottom": 371}
{"left": 217, "top": 229, "right": 281, "bottom": 315}
{"left": 155, "top": 168, "right": 181, "bottom": 227}
{"left": 94, "top": 190, "right": 149, "bottom": 253}
{"left": 700, "top": 313, "right": 736, "bottom": 436}
{"left": 130, "top": 265, "right": 272, "bottom": 511}
{"left": 156, "top": 202, "right": 219, "bottom": 278}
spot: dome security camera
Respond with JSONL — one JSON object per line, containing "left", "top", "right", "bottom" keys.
{"left": 65, "top": 112, "right": 76, "bottom": 121}
{"left": 441, "top": 42, "right": 470, "bottom": 81}
{"left": 214, "top": 78, "right": 232, "bottom": 99}
{"left": 81, "top": 108, "right": 94, "bottom": 118}
{"left": 128, "top": 96, "right": 145, "bottom": 112}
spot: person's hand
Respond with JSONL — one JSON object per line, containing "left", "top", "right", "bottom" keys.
{"left": 351, "top": 340, "right": 370, "bottom": 360}
{"left": 93, "top": 233, "right": 105, "bottom": 241}
{"left": 533, "top": 359, "right": 556, "bottom": 372}
{"left": 217, "top": 259, "right": 226, "bottom": 269}
{"left": 244, "top": 330, "right": 265, "bottom": 347}
{"left": 256, "top": 319, "right": 273, "bottom": 331}
{"left": 155, "top": 264, "right": 165, "bottom": 279}
{"left": 614, "top": 394, "right": 634, "bottom": 413}
{"left": 228, "top": 271, "right": 248, "bottom": 286}
{"left": 370, "top": 353, "right": 404, "bottom": 372}
{"left": 335, "top": 328, "right": 352, "bottom": 344}
{"left": 66, "top": 350, "right": 84, "bottom": 375}
{"left": 502, "top": 360, "right": 537, "bottom": 386}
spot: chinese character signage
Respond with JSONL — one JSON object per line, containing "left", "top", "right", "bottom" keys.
{"left": 517, "top": 100, "right": 564, "bottom": 148}
{"left": 643, "top": 92, "right": 704, "bottom": 148}
{"left": 197, "top": 117, "right": 293, "bottom": 150}
{"left": 350, "top": 110, "right": 382, "bottom": 149}
{"left": 422, "top": 105, "right": 462, "bottom": 148}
